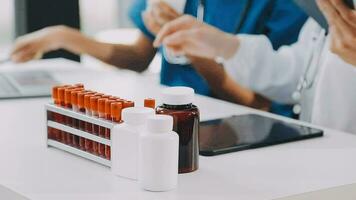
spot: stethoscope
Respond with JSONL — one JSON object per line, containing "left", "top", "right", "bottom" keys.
{"left": 292, "top": 29, "right": 327, "bottom": 114}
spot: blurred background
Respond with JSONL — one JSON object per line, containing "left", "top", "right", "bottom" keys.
{"left": 0, "top": 0, "right": 135, "bottom": 47}
{"left": 0, "top": 0, "right": 160, "bottom": 73}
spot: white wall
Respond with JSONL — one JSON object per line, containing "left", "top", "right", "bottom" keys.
{"left": 0, "top": 0, "right": 14, "bottom": 45}
{"left": 80, "top": 0, "right": 135, "bottom": 36}
{"left": 117, "top": 0, "right": 135, "bottom": 28}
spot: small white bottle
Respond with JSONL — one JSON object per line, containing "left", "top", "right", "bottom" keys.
{"left": 139, "top": 115, "right": 179, "bottom": 192}
{"left": 111, "top": 107, "right": 155, "bottom": 180}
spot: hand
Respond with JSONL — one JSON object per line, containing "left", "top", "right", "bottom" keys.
{"left": 317, "top": 0, "right": 356, "bottom": 66}
{"left": 142, "top": 0, "right": 180, "bottom": 35}
{"left": 11, "top": 26, "right": 68, "bottom": 63}
{"left": 153, "top": 15, "right": 240, "bottom": 60}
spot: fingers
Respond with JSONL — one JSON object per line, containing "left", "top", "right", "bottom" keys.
{"left": 317, "top": 0, "right": 351, "bottom": 34}
{"left": 12, "top": 46, "right": 43, "bottom": 63}
{"left": 152, "top": 1, "right": 180, "bottom": 24}
{"left": 162, "top": 30, "right": 191, "bottom": 47}
{"left": 153, "top": 15, "right": 198, "bottom": 47}
{"left": 329, "top": 0, "right": 356, "bottom": 28}
{"left": 163, "top": 29, "right": 217, "bottom": 59}
{"left": 142, "top": 11, "right": 161, "bottom": 35}
{"left": 11, "top": 37, "right": 44, "bottom": 63}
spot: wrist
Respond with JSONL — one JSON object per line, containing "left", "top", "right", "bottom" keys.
{"left": 44, "top": 26, "right": 71, "bottom": 50}
{"left": 217, "top": 33, "right": 240, "bottom": 60}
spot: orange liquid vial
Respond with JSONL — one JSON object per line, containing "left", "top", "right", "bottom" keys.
{"left": 84, "top": 94, "right": 94, "bottom": 153}
{"left": 58, "top": 87, "right": 68, "bottom": 144}
{"left": 144, "top": 98, "right": 156, "bottom": 109}
{"left": 98, "top": 98, "right": 108, "bottom": 157}
{"left": 90, "top": 96, "right": 101, "bottom": 155}
{"left": 108, "top": 102, "right": 123, "bottom": 160}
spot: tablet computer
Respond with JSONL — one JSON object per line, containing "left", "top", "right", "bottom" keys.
{"left": 293, "top": 0, "right": 355, "bottom": 30}
{"left": 199, "top": 114, "right": 323, "bottom": 156}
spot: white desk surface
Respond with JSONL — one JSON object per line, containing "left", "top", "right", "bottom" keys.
{"left": 1, "top": 59, "right": 356, "bottom": 200}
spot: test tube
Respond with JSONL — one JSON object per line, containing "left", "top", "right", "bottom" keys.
{"left": 94, "top": 93, "right": 104, "bottom": 97}
{"left": 71, "top": 90, "right": 81, "bottom": 112}
{"left": 109, "top": 96, "right": 119, "bottom": 101}
{"left": 98, "top": 98, "right": 108, "bottom": 157}
{"left": 104, "top": 99, "right": 115, "bottom": 160}
{"left": 52, "top": 86, "right": 61, "bottom": 105}
{"left": 64, "top": 87, "right": 76, "bottom": 145}
{"left": 90, "top": 96, "right": 101, "bottom": 155}
{"left": 107, "top": 102, "right": 123, "bottom": 160}
{"left": 74, "top": 83, "right": 84, "bottom": 88}
{"left": 58, "top": 87, "right": 68, "bottom": 143}
{"left": 123, "top": 100, "right": 135, "bottom": 109}
{"left": 49, "top": 86, "right": 60, "bottom": 140}
{"left": 64, "top": 88, "right": 74, "bottom": 109}
{"left": 77, "top": 91, "right": 87, "bottom": 150}
{"left": 101, "top": 95, "right": 111, "bottom": 99}
{"left": 58, "top": 87, "right": 66, "bottom": 107}
{"left": 71, "top": 90, "right": 83, "bottom": 148}
{"left": 105, "top": 100, "right": 116, "bottom": 125}
{"left": 144, "top": 98, "right": 156, "bottom": 109}
{"left": 84, "top": 94, "right": 94, "bottom": 153}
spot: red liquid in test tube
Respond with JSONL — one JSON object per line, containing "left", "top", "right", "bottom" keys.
{"left": 90, "top": 96, "right": 101, "bottom": 155}
{"left": 58, "top": 87, "right": 68, "bottom": 144}
{"left": 84, "top": 94, "right": 95, "bottom": 153}
{"left": 98, "top": 98, "right": 108, "bottom": 157}
{"left": 108, "top": 102, "right": 123, "bottom": 160}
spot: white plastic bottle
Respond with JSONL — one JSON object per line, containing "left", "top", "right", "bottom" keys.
{"left": 138, "top": 115, "right": 179, "bottom": 192}
{"left": 111, "top": 107, "right": 155, "bottom": 180}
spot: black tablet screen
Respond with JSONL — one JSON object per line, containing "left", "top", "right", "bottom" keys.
{"left": 199, "top": 114, "right": 323, "bottom": 156}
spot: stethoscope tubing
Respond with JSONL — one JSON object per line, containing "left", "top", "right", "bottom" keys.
{"left": 292, "top": 29, "right": 327, "bottom": 114}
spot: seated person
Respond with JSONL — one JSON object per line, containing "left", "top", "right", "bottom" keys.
{"left": 153, "top": 0, "right": 356, "bottom": 134}
{"left": 11, "top": 0, "right": 307, "bottom": 117}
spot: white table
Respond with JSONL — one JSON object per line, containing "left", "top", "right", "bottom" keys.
{"left": 1, "top": 59, "right": 356, "bottom": 200}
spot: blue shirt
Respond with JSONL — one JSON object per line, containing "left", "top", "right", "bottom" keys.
{"left": 129, "top": 0, "right": 307, "bottom": 117}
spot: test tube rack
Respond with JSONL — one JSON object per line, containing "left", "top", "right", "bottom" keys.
{"left": 45, "top": 103, "right": 120, "bottom": 167}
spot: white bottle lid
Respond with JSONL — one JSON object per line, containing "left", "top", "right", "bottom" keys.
{"left": 122, "top": 107, "right": 155, "bottom": 125}
{"left": 147, "top": 115, "right": 173, "bottom": 133}
{"left": 161, "top": 86, "right": 194, "bottom": 105}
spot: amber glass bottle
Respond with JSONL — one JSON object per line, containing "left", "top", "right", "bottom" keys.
{"left": 156, "top": 87, "right": 199, "bottom": 173}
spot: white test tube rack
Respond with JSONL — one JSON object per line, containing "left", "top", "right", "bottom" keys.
{"left": 45, "top": 103, "right": 121, "bottom": 167}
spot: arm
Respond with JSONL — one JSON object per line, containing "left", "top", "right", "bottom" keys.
{"left": 11, "top": 26, "right": 156, "bottom": 72}
{"left": 189, "top": 57, "right": 271, "bottom": 111}
{"left": 224, "top": 30, "right": 311, "bottom": 104}
{"left": 155, "top": 16, "right": 315, "bottom": 104}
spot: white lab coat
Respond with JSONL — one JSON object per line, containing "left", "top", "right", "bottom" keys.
{"left": 224, "top": 19, "right": 356, "bottom": 134}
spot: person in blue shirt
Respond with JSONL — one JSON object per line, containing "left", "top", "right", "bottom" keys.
{"left": 130, "top": 0, "right": 307, "bottom": 117}
{"left": 10, "top": 0, "right": 306, "bottom": 117}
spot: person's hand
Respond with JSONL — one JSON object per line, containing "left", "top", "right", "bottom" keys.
{"left": 142, "top": 0, "right": 180, "bottom": 35}
{"left": 153, "top": 15, "right": 240, "bottom": 60}
{"left": 11, "top": 26, "right": 70, "bottom": 63}
{"left": 317, "top": 0, "right": 356, "bottom": 66}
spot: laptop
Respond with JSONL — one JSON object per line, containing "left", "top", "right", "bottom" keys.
{"left": 0, "top": 70, "right": 59, "bottom": 99}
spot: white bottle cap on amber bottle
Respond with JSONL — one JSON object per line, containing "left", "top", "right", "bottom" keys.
{"left": 147, "top": 115, "right": 173, "bottom": 133}
{"left": 161, "top": 86, "right": 194, "bottom": 105}
{"left": 122, "top": 107, "right": 155, "bottom": 125}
